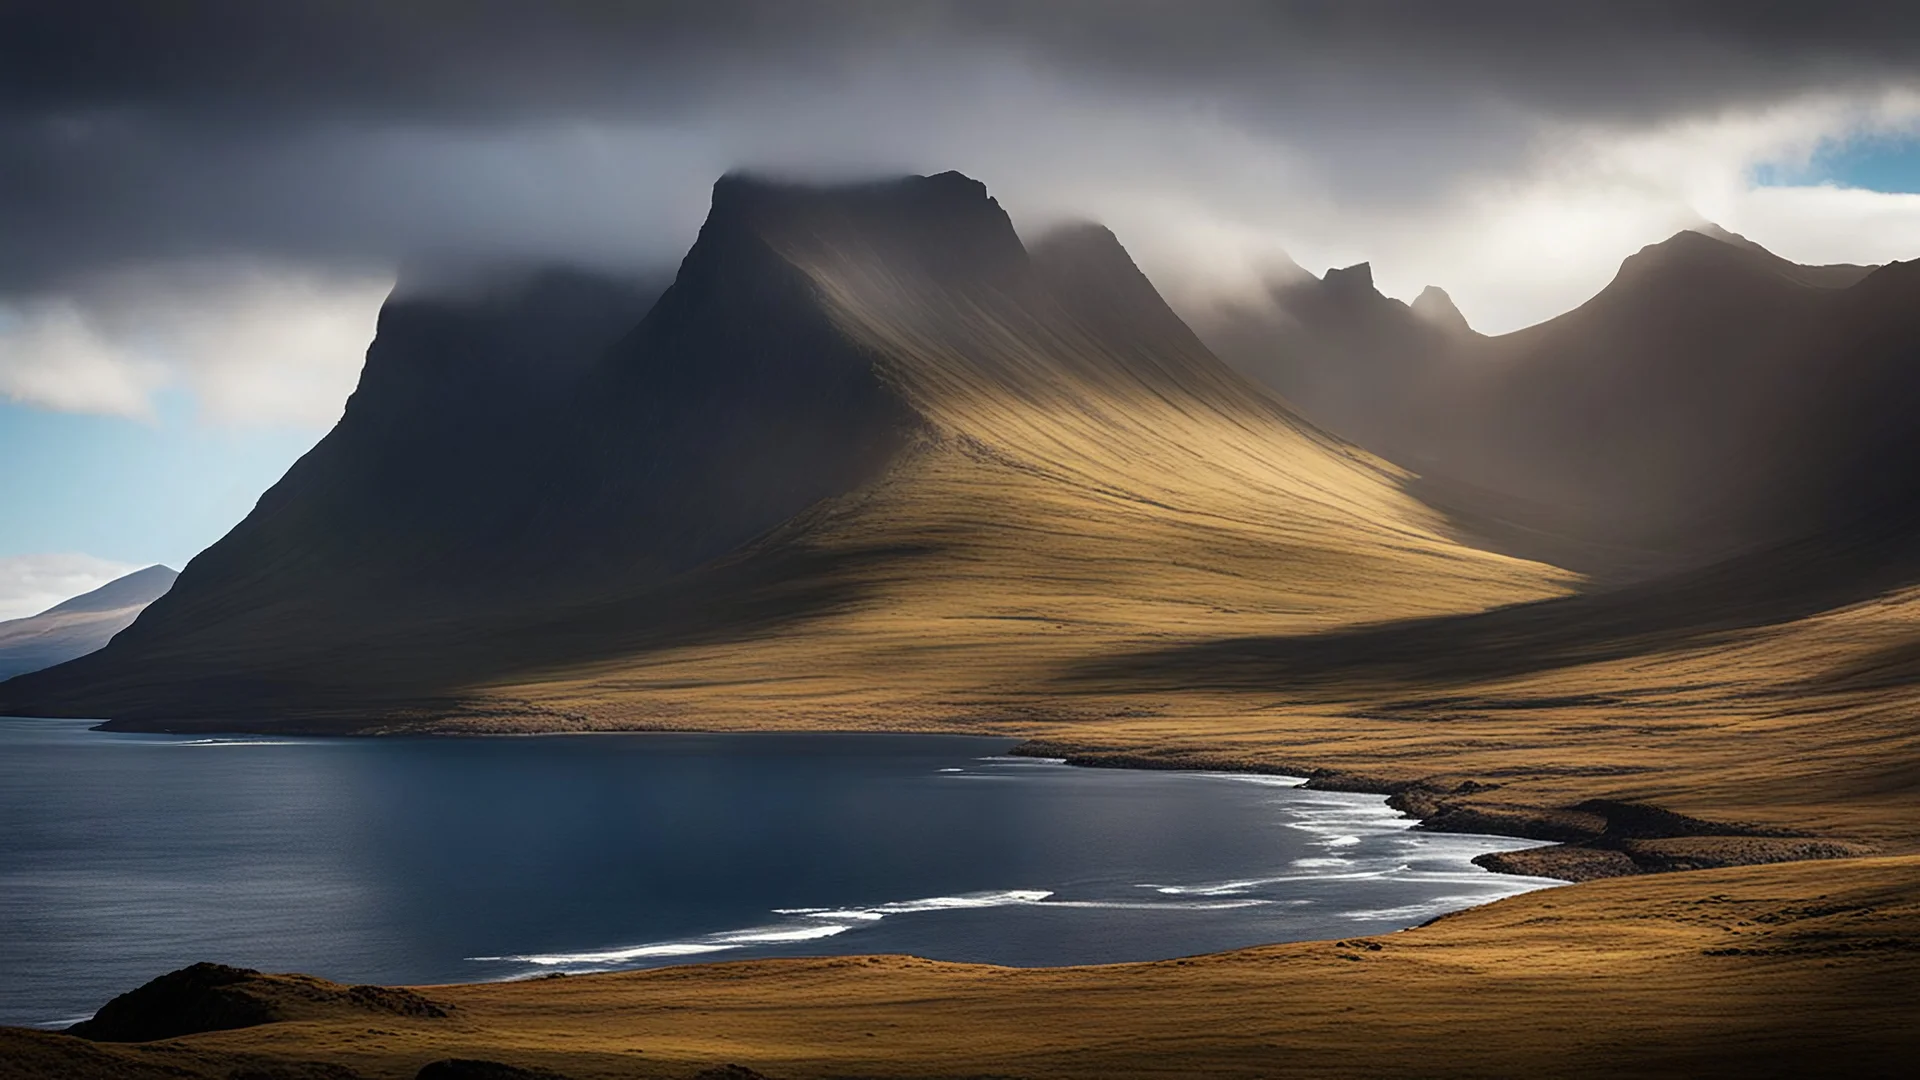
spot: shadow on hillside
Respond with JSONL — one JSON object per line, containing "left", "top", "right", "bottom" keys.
{"left": 1064, "top": 524, "right": 1920, "bottom": 699}
{"left": 496, "top": 535, "right": 949, "bottom": 677}
{"left": 10, "top": 534, "right": 954, "bottom": 727}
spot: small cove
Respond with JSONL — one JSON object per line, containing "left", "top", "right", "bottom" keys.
{"left": 0, "top": 718, "right": 1561, "bottom": 1027}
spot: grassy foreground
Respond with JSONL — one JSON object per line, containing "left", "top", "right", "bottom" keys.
{"left": 5, "top": 855, "right": 1915, "bottom": 1079}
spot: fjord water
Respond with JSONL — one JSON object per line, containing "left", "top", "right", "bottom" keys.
{"left": 0, "top": 719, "right": 1556, "bottom": 1026}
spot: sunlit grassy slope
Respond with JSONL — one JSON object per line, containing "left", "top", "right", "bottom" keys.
{"left": 442, "top": 212, "right": 1570, "bottom": 730}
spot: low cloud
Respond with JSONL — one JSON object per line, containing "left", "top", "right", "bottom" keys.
{"left": 1, "top": 264, "right": 389, "bottom": 427}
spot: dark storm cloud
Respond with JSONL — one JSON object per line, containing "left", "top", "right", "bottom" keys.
{"left": 6, "top": 1, "right": 1920, "bottom": 294}
{"left": 11, "top": 2, "right": 1920, "bottom": 121}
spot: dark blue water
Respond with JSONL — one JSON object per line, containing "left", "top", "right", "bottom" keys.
{"left": 0, "top": 718, "right": 1557, "bottom": 1026}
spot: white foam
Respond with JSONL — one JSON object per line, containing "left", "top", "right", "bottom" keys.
{"left": 1210, "top": 772, "right": 1311, "bottom": 787}
{"left": 1339, "top": 894, "right": 1494, "bottom": 922}
{"left": 476, "top": 890, "right": 1057, "bottom": 971}
{"left": 1045, "top": 898, "right": 1271, "bottom": 912}
{"left": 1145, "top": 864, "right": 1414, "bottom": 896}
{"left": 478, "top": 921, "right": 853, "bottom": 967}
{"left": 171, "top": 739, "right": 309, "bottom": 746}
{"left": 709, "top": 924, "right": 854, "bottom": 946}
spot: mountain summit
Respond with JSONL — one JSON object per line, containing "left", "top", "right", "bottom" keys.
{"left": 0, "top": 172, "right": 1563, "bottom": 729}
{"left": 1194, "top": 226, "right": 1920, "bottom": 578}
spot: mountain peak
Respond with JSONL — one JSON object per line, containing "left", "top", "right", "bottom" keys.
{"left": 1687, "top": 221, "right": 1774, "bottom": 256}
{"left": 1617, "top": 224, "right": 1877, "bottom": 292}
{"left": 1028, "top": 220, "right": 1144, "bottom": 292}
{"left": 702, "top": 170, "right": 1025, "bottom": 286}
{"left": 1411, "top": 285, "right": 1473, "bottom": 335}
{"left": 1323, "top": 261, "right": 1376, "bottom": 295}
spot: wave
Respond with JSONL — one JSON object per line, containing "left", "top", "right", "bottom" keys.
{"left": 470, "top": 886, "right": 1296, "bottom": 975}
{"left": 775, "top": 888, "right": 1053, "bottom": 920}
{"left": 170, "top": 738, "right": 310, "bottom": 747}
{"left": 473, "top": 889, "right": 1056, "bottom": 972}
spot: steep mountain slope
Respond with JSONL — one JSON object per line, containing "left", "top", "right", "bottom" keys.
{"left": 1194, "top": 228, "right": 1920, "bottom": 578}
{"left": 0, "top": 565, "right": 176, "bottom": 679}
{"left": 1196, "top": 259, "right": 1476, "bottom": 487}
{"left": 0, "top": 172, "right": 1566, "bottom": 729}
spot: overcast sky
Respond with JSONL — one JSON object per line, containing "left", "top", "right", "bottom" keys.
{"left": 6, "top": 1, "right": 1920, "bottom": 607}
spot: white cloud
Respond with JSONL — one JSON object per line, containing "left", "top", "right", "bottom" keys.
{"left": 0, "top": 302, "right": 167, "bottom": 417}
{"left": 0, "top": 265, "right": 390, "bottom": 429}
{"left": 1727, "top": 184, "right": 1920, "bottom": 267}
{"left": 1117, "top": 89, "right": 1920, "bottom": 334}
{"left": 0, "top": 553, "right": 145, "bottom": 621}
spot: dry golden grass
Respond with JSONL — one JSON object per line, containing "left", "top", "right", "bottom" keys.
{"left": 9, "top": 855, "right": 1915, "bottom": 1078}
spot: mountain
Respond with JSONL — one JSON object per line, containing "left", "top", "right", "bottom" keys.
{"left": 1195, "top": 259, "right": 1477, "bottom": 491}
{"left": 1193, "top": 227, "right": 1920, "bottom": 579}
{"left": 0, "top": 565, "right": 177, "bottom": 680}
{"left": 0, "top": 172, "right": 1567, "bottom": 730}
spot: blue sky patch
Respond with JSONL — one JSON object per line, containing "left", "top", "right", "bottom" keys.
{"left": 0, "top": 393, "right": 324, "bottom": 569}
{"left": 1753, "top": 133, "right": 1920, "bottom": 193}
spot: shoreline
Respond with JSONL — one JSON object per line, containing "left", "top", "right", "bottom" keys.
{"left": 7, "top": 854, "right": 1916, "bottom": 1079}
{"left": 1003, "top": 738, "right": 1876, "bottom": 881}
{"left": 11, "top": 714, "right": 1559, "bottom": 1022}
{"left": 46, "top": 712, "right": 1879, "bottom": 882}
{"left": 3, "top": 718, "right": 1913, "bottom": 1077}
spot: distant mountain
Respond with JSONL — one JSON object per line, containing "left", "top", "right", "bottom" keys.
{"left": 1192, "top": 226, "right": 1920, "bottom": 579}
{"left": 0, "top": 565, "right": 177, "bottom": 680}
{"left": 0, "top": 172, "right": 1566, "bottom": 729}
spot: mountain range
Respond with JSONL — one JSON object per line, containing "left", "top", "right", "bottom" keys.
{"left": 1193, "top": 226, "right": 1919, "bottom": 579}
{"left": 3, "top": 171, "right": 1919, "bottom": 770}
{"left": 0, "top": 172, "right": 1563, "bottom": 729}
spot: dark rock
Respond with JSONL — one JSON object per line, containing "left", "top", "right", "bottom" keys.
{"left": 68, "top": 963, "right": 279, "bottom": 1042}
{"left": 1475, "top": 845, "right": 1640, "bottom": 881}
{"left": 68, "top": 962, "right": 449, "bottom": 1043}
{"left": 1322, "top": 261, "right": 1376, "bottom": 295}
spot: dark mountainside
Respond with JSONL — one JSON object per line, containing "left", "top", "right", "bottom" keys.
{"left": 1198, "top": 259, "right": 1472, "bottom": 493}
{"left": 0, "top": 266, "right": 667, "bottom": 718}
{"left": 1, "top": 177, "right": 1012, "bottom": 721}
{"left": 0, "top": 565, "right": 177, "bottom": 680}
{"left": 0, "top": 171, "right": 1561, "bottom": 728}
{"left": 1193, "top": 227, "right": 1920, "bottom": 580}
